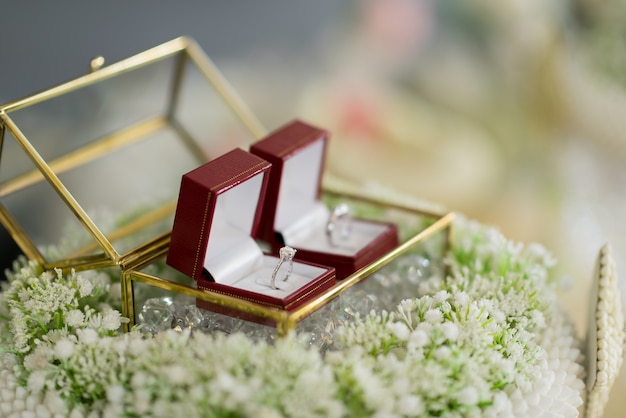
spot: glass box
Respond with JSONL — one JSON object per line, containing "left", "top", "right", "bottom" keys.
{"left": 0, "top": 37, "right": 454, "bottom": 336}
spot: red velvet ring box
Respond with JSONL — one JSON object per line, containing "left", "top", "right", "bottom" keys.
{"left": 166, "top": 148, "right": 336, "bottom": 313}
{"left": 250, "top": 120, "right": 399, "bottom": 280}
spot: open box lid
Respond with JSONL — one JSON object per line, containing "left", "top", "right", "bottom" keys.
{"left": 0, "top": 37, "right": 266, "bottom": 272}
{"left": 250, "top": 120, "right": 329, "bottom": 243}
{"left": 250, "top": 120, "right": 399, "bottom": 279}
{"left": 167, "top": 148, "right": 271, "bottom": 282}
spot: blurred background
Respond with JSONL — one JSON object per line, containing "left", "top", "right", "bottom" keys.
{"left": 1, "top": 1, "right": 626, "bottom": 415}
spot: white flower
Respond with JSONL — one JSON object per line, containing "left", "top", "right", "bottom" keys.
{"left": 131, "top": 371, "right": 148, "bottom": 389}
{"left": 408, "top": 329, "right": 429, "bottom": 348}
{"left": 440, "top": 322, "right": 459, "bottom": 341}
{"left": 424, "top": 309, "right": 443, "bottom": 324}
{"left": 76, "top": 328, "right": 99, "bottom": 345}
{"left": 23, "top": 346, "right": 52, "bottom": 370}
{"left": 133, "top": 389, "right": 151, "bottom": 415}
{"left": 77, "top": 276, "right": 94, "bottom": 298}
{"left": 65, "top": 309, "right": 85, "bottom": 327}
{"left": 251, "top": 409, "right": 284, "bottom": 418}
{"left": 434, "top": 346, "right": 452, "bottom": 360}
{"left": 530, "top": 309, "right": 546, "bottom": 328}
{"left": 165, "top": 365, "right": 187, "bottom": 384}
{"left": 54, "top": 338, "right": 75, "bottom": 360}
{"left": 101, "top": 310, "right": 122, "bottom": 331}
{"left": 398, "top": 299, "right": 417, "bottom": 313}
{"left": 396, "top": 394, "right": 423, "bottom": 416}
{"left": 454, "top": 292, "right": 470, "bottom": 307}
{"left": 27, "top": 370, "right": 47, "bottom": 393}
{"left": 387, "top": 322, "right": 410, "bottom": 341}
{"left": 433, "top": 290, "right": 450, "bottom": 303}
{"left": 456, "top": 386, "right": 479, "bottom": 405}
{"left": 106, "top": 384, "right": 126, "bottom": 403}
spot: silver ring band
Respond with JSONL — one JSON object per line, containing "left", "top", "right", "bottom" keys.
{"left": 271, "top": 246, "right": 296, "bottom": 289}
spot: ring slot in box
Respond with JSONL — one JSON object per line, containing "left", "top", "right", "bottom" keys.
{"left": 166, "top": 148, "right": 336, "bottom": 314}
{"left": 250, "top": 120, "right": 399, "bottom": 279}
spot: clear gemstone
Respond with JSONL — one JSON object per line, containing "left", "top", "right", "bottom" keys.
{"left": 340, "top": 289, "right": 378, "bottom": 320}
{"left": 200, "top": 310, "right": 244, "bottom": 335}
{"left": 138, "top": 297, "right": 174, "bottom": 333}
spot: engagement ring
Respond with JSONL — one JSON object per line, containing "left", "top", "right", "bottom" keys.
{"left": 271, "top": 246, "right": 297, "bottom": 289}
{"left": 326, "top": 203, "right": 352, "bottom": 246}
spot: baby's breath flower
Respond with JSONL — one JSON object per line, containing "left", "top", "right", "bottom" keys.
{"left": 440, "top": 322, "right": 459, "bottom": 341}
{"left": 0, "top": 214, "right": 586, "bottom": 417}
{"left": 386, "top": 322, "right": 410, "bottom": 341}
{"left": 54, "top": 338, "right": 75, "bottom": 360}
{"left": 101, "top": 309, "right": 123, "bottom": 331}
{"left": 77, "top": 276, "right": 94, "bottom": 298}
{"left": 456, "top": 386, "right": 479, "bottom": 405}
{"left": 65, "top": 309, "right": 85, "bottom": 327}
{"left": 27, "top": 370, "right": 47, "bottom": 393}
{"left": 76, "top": 328, "right": 99, "bottom": 345}
{"left": 424, "top": 308, "right": 443, "bottom": 324}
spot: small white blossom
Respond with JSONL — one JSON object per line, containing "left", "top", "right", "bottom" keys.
{"left": 424, "top": 309, "right": 443, "bottom": 324}
{"left": 457, "top": 386, "right": 479, "bottom": 405}
{"left": 77, "top": 276, "right": 94, "bottom": 298}
{"left": 101, "top": 310, "right": 123, "bottom": 331}
{"left": 433, "top": 290, "right": 450, "bottom": 303}
{"left": 398, "top": 299, "right": 417, "bottom": 313}
{"left": 440, "top": 322, "right": 459, "bottom": 341}
{"left": 54, "top": 338, "right": 75, "bottom": 360}
{"left": 65, "top": 309, "right": 85, "bottom": 327}
{"left": 397, "top": 394, "right": 423, "bottom": 416}
{"left": 164, "top": 365, "right": 187, "bottom": 384}
{"left": 76, "top": 328, "right": 99, "bottom": 345}
{"left": 387, "top": 322, "right": 410, "bottom": 341}
{"left": 435, "top": 346, "right": 452, "bottom": 360}
{"left": 408, "top": 329, "right": 429, "bottom": 348}
{"left": 454, "top": 291, "right": 470, "bottom": 307}
{"left": 23, "top": 346, "right": 52, "bottom": 370}
{"left": 106, "top": 384, "right": 125, "bottom": 403}
{"left": 27, "top": 370, "right": 46, "bottom": 393}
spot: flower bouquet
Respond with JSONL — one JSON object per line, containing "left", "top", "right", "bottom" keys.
{"left": 1, "top": 213, "right": 621, "bottom": 417}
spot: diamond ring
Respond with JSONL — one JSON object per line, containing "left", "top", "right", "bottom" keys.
{"left": 326, "top": 203, "right": 352, "bottom": 246}
{"left": 271, "top": 246, "right": 297, "bottom": 289}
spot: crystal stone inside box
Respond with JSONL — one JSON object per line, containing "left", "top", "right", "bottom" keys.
{"left": 166, "top": 148, "right": 336, "bottom": 314}
{"left": 250, "top": 120, "right": 399, "bottom": 279}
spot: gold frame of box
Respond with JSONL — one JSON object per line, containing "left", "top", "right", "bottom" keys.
{"left": 0, "top": 36, "right": 266, "bottom": 272}
{"left": 0, "top": 36, "right": 455, "bottom": 336}
{"left": 122, "top": 194, "right": 454, "bottom": 335}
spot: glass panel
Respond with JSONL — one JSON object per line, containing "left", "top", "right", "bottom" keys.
{"left": 0, "top": 48, "right": 259, "bottom": 262}
{"left": 132, "top": 260, "right": 281, "bottom": 339}
{"left": 1, "top": 171, "right": 97, "bottom": 262}
{"left": 128, "top": 199, "right": 450, "bottom": 348}
{"left": 173, "top": 57, "right": 257, "bottom": 159}
{"left": 6, "top": 57, "right": 175, "bottom": 178}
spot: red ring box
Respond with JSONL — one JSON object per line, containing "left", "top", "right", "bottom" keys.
{"left": 166, "top": 148, "right": 336, "bottom": 315}
{"left": 250, "top": 120, "right": 399, "bottom": 280}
